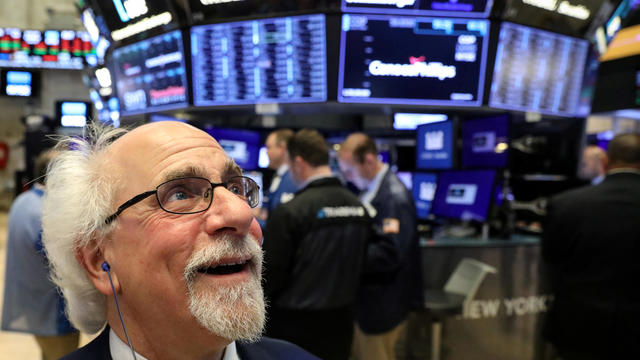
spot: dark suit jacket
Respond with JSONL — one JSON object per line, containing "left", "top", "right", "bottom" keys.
{"left": 542, "top": 172, "right": 640, "bottom": 360}
{"left": 357, "top": 169, "right": 423, "bottom": 334}
{"left": 61, "top": 326, "right": 320, "bottom": 360}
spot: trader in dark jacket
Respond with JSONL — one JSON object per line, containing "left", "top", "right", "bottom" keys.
{"left": 263, "top": 129, "right": 371, "bottom": 360}
{"left": 542, "top": 133, "right": 640, "bottom": 360}
{"left": 338, "top": 133, "right": 422, "bottom": 360}
{"left": 40, "top": 122, "right": 318, "bottom": 360}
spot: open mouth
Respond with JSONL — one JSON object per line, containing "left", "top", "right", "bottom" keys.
{"left": 196, "top": 259, "right": 249, "bottom": 276}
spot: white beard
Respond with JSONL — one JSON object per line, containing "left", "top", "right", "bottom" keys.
{"left": 184, "top": 234, "right": 266, "bottom": 342}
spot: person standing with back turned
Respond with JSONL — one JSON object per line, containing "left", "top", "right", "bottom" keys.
{"left": 263, "top": 129, "right": 371, "bottom": 360}
{"left": 338, "top": 133, "right": 422, "bottom": 360}
{"left": 543, "top": 133, "right": 640, "bottom": 360}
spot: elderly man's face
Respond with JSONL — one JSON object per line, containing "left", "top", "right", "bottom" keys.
{"left": 104, "top": 122, "right": 264, "bottom": 350}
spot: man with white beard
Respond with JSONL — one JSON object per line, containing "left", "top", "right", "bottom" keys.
{"left": 41, "top": 121, "right": 318, "bottom": 360}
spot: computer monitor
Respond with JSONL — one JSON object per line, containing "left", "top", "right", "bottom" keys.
{"left": 431, "top": 169, "right": 496, "bottom": 221}
{"left": 342, "top": 0, "right": 493, "bottom": 18}
{"left": 412, "top": 172, "right": 437, "bottom": 220}
{"left": 489, "top": 22, "right": 588, "bottom": 117}
{"left": 461, "top": 116, "right": 509, "bottom": 168}
{"left": 416, "top": 120, "right": 454, "bottom": 169}
{"left": 338, "top": 14, "right": 489, "bottom": 106}
{"left": 190, "top": 14, "right": 327, "bottom": 106}
{"left": 204, "top": 127, "right": 261, "bottom": 171}
{"left": 112, "top": 30, "right": 188, "bottom": 116}
{"left": 396, "top": 171, "right": 413, "bottom": 190}
{"left": 1, "top": 69, "right": 39, "bottom": 97}
{"left": 55, "top": 101, "right": 92, "bottom": 127}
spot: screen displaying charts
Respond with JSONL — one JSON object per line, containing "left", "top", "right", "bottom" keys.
{"left": 112, "top": 30, "right": 188, "bottom": 116}
{"left": 489, "top": 22, "right": 589, "bottom": 117}
{"left": 342, "top": 0, "right": 492, "bottom": 18}
{"left": 191, "top": 14, "right": 327, "bottom": 106}
{"left": 0, "top": 28, "right": 94, "bottom": 69}
{"left": 431, "top": 169, "right": 496, "bottom": 221}
{"left": 339, "top": 14, "right": 489, "bottom": 106}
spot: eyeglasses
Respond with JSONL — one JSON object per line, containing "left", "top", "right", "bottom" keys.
{"left": 104, "top": 176, "right": 260, "bottom": 225}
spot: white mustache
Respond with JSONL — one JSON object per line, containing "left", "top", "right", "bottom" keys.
{"left": 183, "top": 234, "right": 263, "bottom": 285}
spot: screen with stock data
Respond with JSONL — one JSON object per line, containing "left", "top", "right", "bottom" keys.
{"left": 342, "top": 0, "right": 492, "bottom": 17}
{"left": 191, "top": 14, "right": 327, "bottom": 106}
{"left": 489, "top": 22, "right": 588, "bottom": 117}
{"left": 112, "top": 30, "right": 188, "bottom": 116}
{"left": 338, "top": 14, "right": 489, "bottom": 106}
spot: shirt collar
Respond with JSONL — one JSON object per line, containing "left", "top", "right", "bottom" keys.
{"left": 607, "top": 168, "right": 640, "bottom": 176}
{"left": 360, "top": 163, "right": 389, "bottom": 205}
{"left": 109, "top": 329, "right": 239, "bottom": 360}
{"left": 298, "top": 174, "right": 335, "bottom": 190}
{"left": 276, "top": 163, "right": 289, "bottom": 177}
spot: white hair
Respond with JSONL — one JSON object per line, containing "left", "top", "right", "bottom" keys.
{"left": 184, "top": 233, "right": 266, "bottom": 342}
{"left": 42, "top": 123, "right": 129, "bottom": 334}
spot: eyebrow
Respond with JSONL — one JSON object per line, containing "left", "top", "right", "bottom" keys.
{"left": 160, "top": 165, "right": 208, "bottom": 184}
{"left": 158, "top": 161, "right": 242, "bottom": 185}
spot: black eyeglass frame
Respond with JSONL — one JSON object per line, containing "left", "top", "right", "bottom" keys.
{"left": 104, "top": 176, "right": 259, "bottom": 225}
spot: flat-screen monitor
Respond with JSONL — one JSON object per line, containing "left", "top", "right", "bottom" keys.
{"left": 191, "top": 14, "right": 327, "bottom": 106}
{"left": 416, "top": 121, "right": 454, "bottom": 169}
{"left": 94, "top": 0, "right": 178, "bottom": 42}
{"left": 342, "top": 0, "right": 492, "bottom": 18}
{"left": 112, "top": 30, "right": 188, "bottom": 116}
{"left": 0, "top": 28, "right": 93, "bottom": 69}
{"left": 412, "top": 172, "right": 437, "bottom": 219}
{"left": 461, "top": 116, "right": 509, "bottom": 168}
{"left": 431, "top": 169, "right": 496, "bottom": 221}
{"left": 501, "top": 0, "right": 605, "bottom": 38}
{"left": 338, "top": 14, "right": 489, "bottom": 106}
{"left": 1, "top": 69, "right": 39, "bottom": 97}
{"left": 393, "top": 113, "right": 448, "bottom": 130}
{"left": 258, "top": 146, "right": 269, "bottom": 168}
{"left": 187, "top": 0, "right": 340, "bottom": 24}
{"left": 205, "top": 127, "right": 261, "bottom": 171}
{"left": 489, "top": 22, "right": 589, "bottom": 117}
{"left": 56, "top": 101, "right": 92, "bottom": 127}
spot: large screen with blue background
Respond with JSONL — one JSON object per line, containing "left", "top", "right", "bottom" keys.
{"left": 338, "top": 14, "right": 489, "bottom": 106}
{"left": 416, "top": 121, "right": 454, "bottom": 169}
{"left": 431, "top": 170, "right": 496, "bottom": 221}
{"left": 412, "top": 172, "right": 438, "bottom": 219}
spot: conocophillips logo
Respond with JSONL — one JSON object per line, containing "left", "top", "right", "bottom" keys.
{"left": 368, "top": 56, "right": 456, "bottom": 80}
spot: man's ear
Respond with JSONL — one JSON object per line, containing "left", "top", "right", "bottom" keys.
{"left": 74, "top": 239, "right": 120, "bottom": 296}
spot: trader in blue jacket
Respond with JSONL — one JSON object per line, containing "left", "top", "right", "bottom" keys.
{"left": 339, "top": 133, "right": 423, "bottom": 360}
{"left": 40, "top": 121, "right": 318, "bottom": 360}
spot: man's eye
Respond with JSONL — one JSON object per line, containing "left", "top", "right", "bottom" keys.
{"left": 227, "top": 183, "right": 243, "bottom": 195}
{"left": 165, "top": 188, "right": 195, "bottom": 203}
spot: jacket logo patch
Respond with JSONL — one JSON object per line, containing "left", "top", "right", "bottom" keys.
{"left": 317, "top": 206, "right": 366, "bottom": 219}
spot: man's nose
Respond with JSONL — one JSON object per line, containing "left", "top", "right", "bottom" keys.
{"left": 203, "top": 186, "right": 254, "bottom": 236}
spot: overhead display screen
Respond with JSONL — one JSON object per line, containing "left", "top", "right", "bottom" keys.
{"left": 0, "top": 28, "right": 94, "bottom": 69}
{"left": 342, "top": 0, "right": 492, "bottom": 18}
{"left": 112, "top": 30, "right": 188, "bottom": 116}
{"left": 489, "top": 22, "right": 588, "bottom": 117}
{"left": 191, "top": 14, "right": 327, "bottom": 106}
{"left": 95, "top": 0, "right": 177, "bottom": 42}
{"left": 338, "top": 14, "right": 489, "bottom": 106}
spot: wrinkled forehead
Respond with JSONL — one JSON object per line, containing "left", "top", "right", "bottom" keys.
{"left": 106, "top": 122, "right": 240, "bottom": 194}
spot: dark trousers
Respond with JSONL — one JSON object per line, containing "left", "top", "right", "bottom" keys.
{"left": 266, "top": 306, "right": 354, "bottom": 360}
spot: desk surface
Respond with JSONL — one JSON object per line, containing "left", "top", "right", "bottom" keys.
{"left": 420, "top": 234, "right": 541, "bottom": 248}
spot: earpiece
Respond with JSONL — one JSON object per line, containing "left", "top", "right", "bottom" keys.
{"left": 102, "top": 261, "right": 110, "bottom": 272}
{"left": 101, "top": 260, "right": 137, "bottom": 359}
